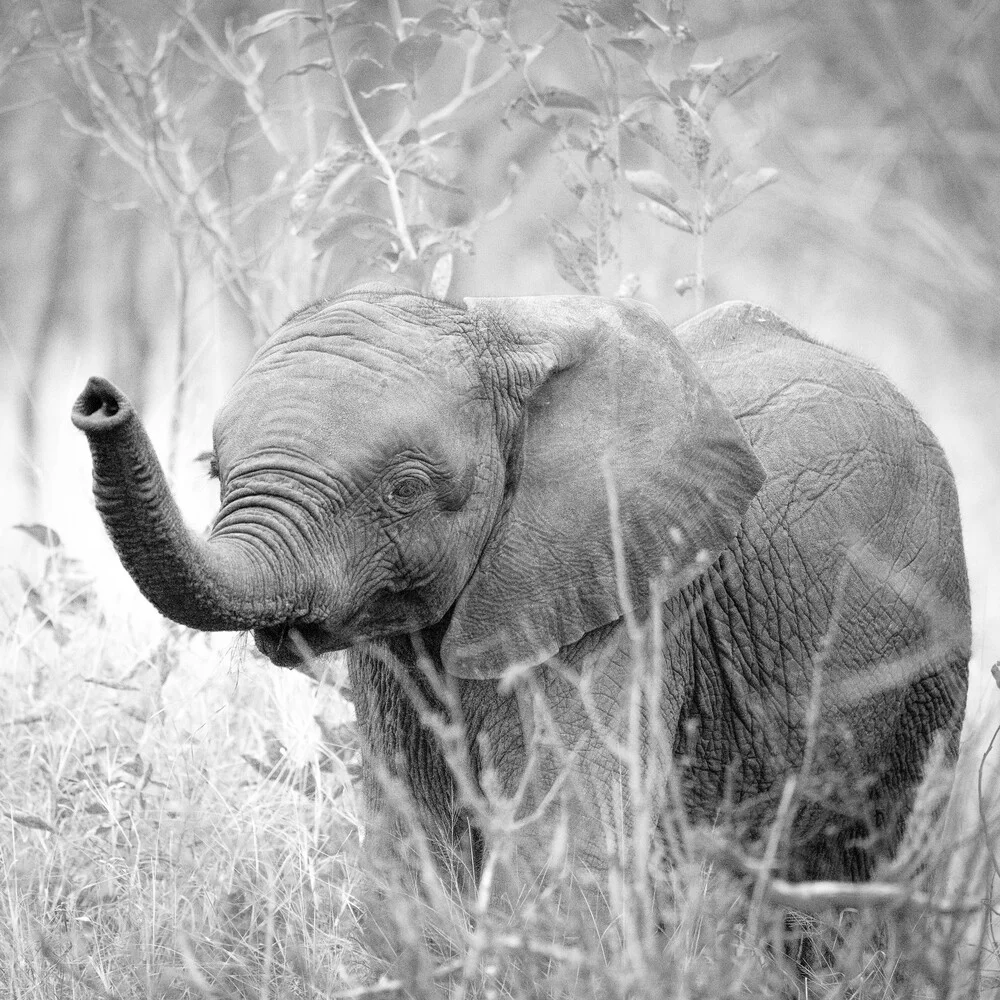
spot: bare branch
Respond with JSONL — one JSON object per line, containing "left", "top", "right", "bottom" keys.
{"left": 417, "top": 32, "right": 548, "bottom": 133}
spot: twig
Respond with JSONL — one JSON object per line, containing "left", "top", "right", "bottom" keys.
{"left": 746, "top": 776, "right": 798, "bottom": 940}
{"left": 167, "top": 233, "right": 189, "bottom": 480}
{"left": 600, "top": 454, "right": 639, "bottom": 640}
{"left": 977, "top": 720, "right": 1000, "bottom": 883}
{"left": 386, "top": 0, "right": 405, "bottom": 41}
{"left": 36, "top": 930, "right": 120, "bottom": 998}
{"left": 414, "top": 28, "right": 553, "bottom": 134}
{"left": 1, "top": 712, "right": 50, "bottom": 726}
{"left": 757, "top": 878, "right": 982, "bottom": 916}
{"left": 490, "top": 932, "right": 586, "bottom": 963}
{"left": 180, "top": 8, "right": 291, "bottom": 159}
{"left": 707, "top": 839, "right": 984, "bottom": 916}
{"left": 418, "top": 36, "right": 500, "bottom": 131}
{"left": 693, "top": 168, "right": 706, "bottom": 313}
{"left": 330, "top": 959, "right": 464, "bottom": 999}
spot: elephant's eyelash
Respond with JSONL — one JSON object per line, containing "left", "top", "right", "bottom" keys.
{"left": 196, "top": 450, "right": 220, "bottom": 480}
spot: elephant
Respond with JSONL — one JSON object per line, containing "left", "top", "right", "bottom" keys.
{"left": 72, "top": 286, "right": 969, "bottom": 903}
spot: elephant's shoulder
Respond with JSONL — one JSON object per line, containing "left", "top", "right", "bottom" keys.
{"left": 675, "top": 301, "right": 892, "bottom": 410}
{"left": 675, "top": 301, "right": 816, "bottom": 354}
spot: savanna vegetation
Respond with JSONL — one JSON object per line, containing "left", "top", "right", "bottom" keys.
{"left": 2, "top": 1, "right": 999, "bottom": 996}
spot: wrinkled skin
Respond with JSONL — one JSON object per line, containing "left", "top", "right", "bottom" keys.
{"left": 72, "top": 287, "right": 970, "bottom": 897}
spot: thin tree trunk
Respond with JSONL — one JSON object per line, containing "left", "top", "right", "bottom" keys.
{"left": 22, "top": 136, "right": 90, "bottom": 512}
{"left": 110, "top": 210, "right": 153, "bottom": 416}
{"left": 166, "top": 233, "right": 189, "bottom": 480}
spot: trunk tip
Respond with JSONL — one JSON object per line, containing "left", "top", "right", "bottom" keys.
{"left": 72, "top": 377, "right": 133, "bottom": 433}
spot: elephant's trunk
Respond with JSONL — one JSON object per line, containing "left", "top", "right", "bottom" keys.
{"left": 72, "top": 376, "right": 301, "bottom": 631}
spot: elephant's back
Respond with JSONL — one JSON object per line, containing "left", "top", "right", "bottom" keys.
{"left": 675, "top": 301, "right": 952, "bottom": 504}
{"left": 675, "top": 300, "right": 969, "bottom": 622}
{"left": 675, "top": 300, "right": 969, "bottom": 878}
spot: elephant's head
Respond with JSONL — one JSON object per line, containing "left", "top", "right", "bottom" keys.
{"left": 73, "top": 286, "right": 765, "bottom": 676}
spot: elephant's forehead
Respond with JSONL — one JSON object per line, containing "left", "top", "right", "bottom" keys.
{"left": 248, "top": 306, "right": 477, "bottom": 392}
{"left": 215, "top": 345, "right": 482, "bottom": 475}
{"left": 260, "top": 295, "right": 474, "bottom": 372}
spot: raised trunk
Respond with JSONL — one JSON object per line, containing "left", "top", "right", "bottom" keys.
{"left": 72, "top": 376, "right": 299, "bottom": 631}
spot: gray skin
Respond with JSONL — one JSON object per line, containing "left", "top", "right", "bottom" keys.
{"left": 72, "top": 286, "right": 970, "bottom": 891}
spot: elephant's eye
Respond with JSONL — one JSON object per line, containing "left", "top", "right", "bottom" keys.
{"left": 385, "top": 473, "right": 430, "bottom": 508}
{"left": 197, "top": 450, "right": 219, "bottom": 481}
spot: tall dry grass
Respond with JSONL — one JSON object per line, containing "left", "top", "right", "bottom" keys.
{"left": 1, "top": 527, "right": 994, "bottom": 999}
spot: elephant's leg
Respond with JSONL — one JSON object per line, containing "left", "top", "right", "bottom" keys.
{"left": 486, "top": 620, "right": 687, "bottom": 915}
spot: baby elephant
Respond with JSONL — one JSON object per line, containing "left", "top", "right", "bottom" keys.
{"left": 73, "top": 286, "right": 969, "bottom": 896}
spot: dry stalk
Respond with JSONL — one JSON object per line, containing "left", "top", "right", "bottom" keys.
{"left": 706, "top": 838, "right": 984, "bottom": 916}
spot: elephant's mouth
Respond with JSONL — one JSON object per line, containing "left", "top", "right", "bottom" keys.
{"left": 254, "top": 592, "right": 452, "bottom": 667}
{"left": 253, "top": 621, "right": 346, "bottom": 667}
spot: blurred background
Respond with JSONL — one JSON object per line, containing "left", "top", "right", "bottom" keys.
{"left": 1, "top": 0, "right": 997, "bottom": 760}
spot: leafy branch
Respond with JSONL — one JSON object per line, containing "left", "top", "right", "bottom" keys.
{"left": 507, "top": 1, "right": 779, "bottom": 307}
{"left": 316, "top": 3, "right": 417, "bottom": 263}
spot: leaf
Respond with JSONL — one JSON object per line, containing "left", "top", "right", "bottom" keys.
{"left": 711, "top": 52, "right": 780, "bottom": 100}
{"left": 359, "top": 81, "right": 410, "bottom": 99}
{"left": 242, "top": 754, "right": 280, "bottom": 780}
{"left": 592, "top": 0, "right": 641, "bottom": 31}
{"left": 695, "top": 52, "right": 779, "bottom": 118}
{"left": 298, "top": 27, "right": 334, "bottom": 48}
{"left": 118, "top": 754, "right": 146, "bottom": 778}
{"left": 625, "top": 101, "right": 712, "bottom": 184}
{"left": 4, "top": 809, "right": 56, "bottom": 833}
{"left": 312, "top": 211, "right": 393, "bottom": 251}
{"left": 313, "top": 717, "right": 358, "bottom": 760}
{"left": 687, "top": 57, "right": 722, "bottom": 76}
{"left": 707, "top": 167, "right": 778, "bottom": 220}
{"left": 558, "top": 162, "right": 588, "bottom": 203}
{"left": 625, "top": 118, "right": 702, "bottom": 182}
{"left": 674, "top": 273, "right": 700, "bottom": 296}
{"left": 502, "top": 93, "right": 556, "bottom": 130}
{"left": 547, "top": 218, "right": 599, "bottom": 295}
{"left": 290, "top": 145, "right": 362, "bottom": 225}
{"left": 617, "top": 272, "right": 641, "bottom": 297}
{"left": 533, "top": 86, "right": 600, "bottom": 114}
{"left": 14, "top": 523, "right": 62, "bottom": 548}
{"left": 669, "top": 77, "right": 694, "bottom": 102}
{"left": 427, "top": 252, "right": 454, "bottom": 299}
{"left": 333, "top": 0, "right": 376, "bottom": 30}
{"left": 619, "top": 95, "right": 674, "bottom": 126}
{"left": 407, "top": 223, "right": 442, "bottom": 254}
{"left": 418, "top": 6, "right": 467, "bottom": 35}
{"left": 282, "top": 59, "right": 333, "bottom": 79}
{"left": 608, "top": 37, "right": 651, "bottom": 65}
{"left": 466, "top": 8, "right": 505, "bottom": 41}
{"left": 638, "top": 199, "right": 693, "bottom": 233}
{"left": 670, "top": 37, "right": 698, "bottom": 76}
{"left": 625, "top": 169, "right": 680, "bottom": 208}
{"left": 391, "top": 32, "right": 443, "bottom": 83}
{"left": 635, "top": 7, "right": 670, "bottom": 32}
{"left": 557, "top": 7, "right": 593, "bottom": 31}
{"left": 347, "top": 35, "right": 380, "bottom": 64}
{"left": 232, "top": 9, "right": 305, "bottom": 54}
{"left": 348, "top": 57, "right": 405, "bottom": 99}
{"left": 398, "top": 168, "right": 465, "bottom": 196}
{"left": 357, "top": 80, "right": 410, "bottom": 100}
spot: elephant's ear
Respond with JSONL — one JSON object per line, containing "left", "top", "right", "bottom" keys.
{"left": 440, "top": 296, "right": 766, "bottom": 680}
